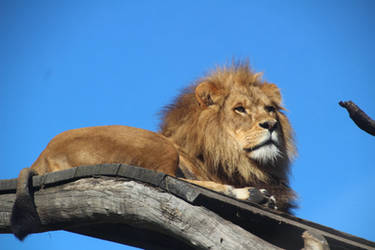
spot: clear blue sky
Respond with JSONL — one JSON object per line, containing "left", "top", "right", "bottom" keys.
{"left": 1, "top": 1, "right": 374, "bottom": 249}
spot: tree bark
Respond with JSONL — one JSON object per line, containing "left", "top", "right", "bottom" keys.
{"left": 0, "top": 177, "right": 280, "bottom": 250}
{"left": 339, "top": 100, "right": 375, "bottom": 136}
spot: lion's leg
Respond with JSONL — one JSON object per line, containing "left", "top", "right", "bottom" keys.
{"left": 180, "top": 178, "right": 277, "bottom": 209}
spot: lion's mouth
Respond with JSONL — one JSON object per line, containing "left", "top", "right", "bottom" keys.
{"left": 244, "top": 139, "right": 277, "bottom": 152}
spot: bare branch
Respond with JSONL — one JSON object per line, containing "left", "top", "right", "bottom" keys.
{"left": 339, "top": 100, "right": 375, "bottom": 136}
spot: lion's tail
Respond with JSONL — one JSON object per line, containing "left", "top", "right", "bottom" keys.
{"left": 11, "top": 168, "right": 41, "bottom": 241}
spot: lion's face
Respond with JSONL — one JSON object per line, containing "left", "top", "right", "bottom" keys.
{"left": 222, "top": 84, "right": 285, "bottom": 165}
{"left": 161, "top": 65, "right": 295, "bottom": 185}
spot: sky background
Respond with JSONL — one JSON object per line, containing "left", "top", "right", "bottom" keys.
{"left": 1, "top": 1, "right": 374, "bottom": 249}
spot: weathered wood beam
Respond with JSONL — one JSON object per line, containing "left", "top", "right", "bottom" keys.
{"left": 1, "top": 165, "right": 374, "bottom": 249}
{"left": 0, "top": 177, "right": 280, "bottom": 250}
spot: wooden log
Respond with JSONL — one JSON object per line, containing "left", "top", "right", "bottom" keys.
{"left": 1, "top": 165, "right": 374, "bottom": 249}
{"left": 0, "top": 177, "right": 280, "bottom": 250}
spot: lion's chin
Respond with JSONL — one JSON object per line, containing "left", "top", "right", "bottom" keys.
{"left": 248, "top": 144, "right": 281, "bottom": 165}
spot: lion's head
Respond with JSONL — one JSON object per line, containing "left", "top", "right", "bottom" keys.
{"left": 160, "top": 63, "right": 296, "bottom": 189}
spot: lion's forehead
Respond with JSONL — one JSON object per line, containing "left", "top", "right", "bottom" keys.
{"left": 225, "top": 86, "right": 271, "bottom": 108}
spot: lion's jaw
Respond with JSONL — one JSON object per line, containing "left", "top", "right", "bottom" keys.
{"left": 228, "top": 121, "right": 285, "bottom": 174}
{"left": 243, "top": 130, "right": 282, "bottom": 165}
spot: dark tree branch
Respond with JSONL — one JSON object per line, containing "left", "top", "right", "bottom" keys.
{"left": 339, "top": 100, "right": 375, "bottom": 136}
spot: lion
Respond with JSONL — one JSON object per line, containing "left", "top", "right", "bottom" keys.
{"left": 11, "top": 62, "right": 296, "bottom": 240}
{"left": 160, "top": 63, "right": 296, "bottom": 211}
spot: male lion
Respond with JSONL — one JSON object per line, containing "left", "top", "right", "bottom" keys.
{"left": 11, "top": 63, "right": 296, "bottom": 240}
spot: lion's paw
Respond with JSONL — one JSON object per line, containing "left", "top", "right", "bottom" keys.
{"left": 230, "top": 187, "right": 278, "bottom": 210}
{"left": 259, "top": 188, "right": 278, "bottom": 210}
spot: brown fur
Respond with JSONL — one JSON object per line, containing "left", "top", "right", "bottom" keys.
{"left": 11, "top": 62, "right": 297, "bottom": 240}
{"left": 29, "top": 126, "right": 179, "bottom": 176}
{"left": 11, "top": 126, "right": 180, "bottom": 240}
{"left": 161, "top": 63, "right": 296, "bottom": 211}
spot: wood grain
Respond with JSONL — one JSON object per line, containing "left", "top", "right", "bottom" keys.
{"left": 0, "top": 177, "right": 280, "bottom": 250}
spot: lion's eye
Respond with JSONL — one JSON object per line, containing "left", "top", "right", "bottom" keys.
{"left": 265, "top": 105, "right": 276, "bottom": 112}
{"left": 234, "top": 106, "right": 246, "bottom": 114}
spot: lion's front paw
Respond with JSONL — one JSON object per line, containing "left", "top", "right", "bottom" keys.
{"left": 259, "top": 189, "right": 277, "bottom": 210}
{"left": 230, "top": 187, "right": 278, "bottom": 210}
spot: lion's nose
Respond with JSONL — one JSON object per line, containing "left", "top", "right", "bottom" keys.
{"left": 259, "top": 120, "right": 278, "bottom": 132}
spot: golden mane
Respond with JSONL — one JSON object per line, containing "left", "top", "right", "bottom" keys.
{"left": 160, "top": 63, "right": 296, "bottom": 210}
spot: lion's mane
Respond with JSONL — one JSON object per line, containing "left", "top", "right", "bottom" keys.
{"left": 160, "top": 63, "right": 297, "bottom": 211}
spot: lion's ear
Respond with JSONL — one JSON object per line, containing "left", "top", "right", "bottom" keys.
{"left": 253, "top": 72, "right": 264, "bottom": 82}
{"left": 195, "top": 82, "right": 221, "bottom": 107}
{"left": 260, "top": 83, "right": 282, "bottom": 105}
